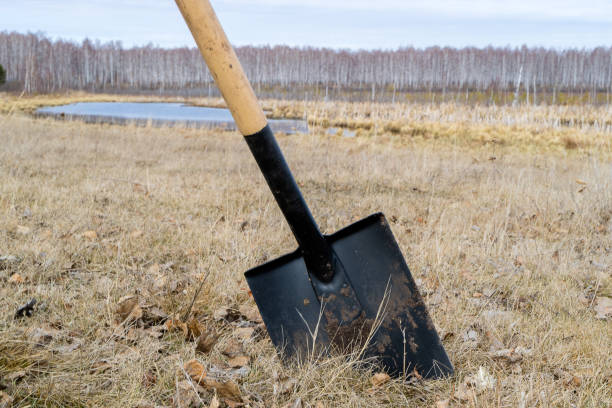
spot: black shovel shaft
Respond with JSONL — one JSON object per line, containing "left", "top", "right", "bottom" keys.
{"left": 244, "top": 125, "right": 335, "bottom": 282}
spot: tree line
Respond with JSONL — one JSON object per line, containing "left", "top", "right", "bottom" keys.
{"left": 1, "top": 31, "right": 611, "bottom": 104}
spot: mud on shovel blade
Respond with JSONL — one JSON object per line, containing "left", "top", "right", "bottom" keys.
{"left": 174, "top": 0, "right": 453, "bottom": 379}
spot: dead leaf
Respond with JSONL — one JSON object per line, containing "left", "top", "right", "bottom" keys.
{"left": 213, "top": 307, "right": 241, "bottom": 321}
{"left": 187, "top": 318, "right": 203, "bottom": 339}
{"left": 209, "top": 396, "right": 220, "bottom": 408}
{"left": 130, "top": 230, "right": 143, "bottom": 239}
{"left": 238, "top": 304, "right": 263, "bottom": 323}
{"left": 184, "top": 359, "right": 207, "bottom": 384}
{"left": 81, "top": 230, "right": 98, "bottom": 240}
{"left": 227, "top": 355, "right": 249, "bottom": 368}
{"left": 567, "top": 375, "right": 582, "bottom": 387}
{"left": 165, "top": 318, "right": 188, "bottom": 337}
{"left": 222, "top": 339, "right": 244, "bottom": 358}
{"left": 314, "top": 403, "right": 325, "bottom": 408}
{"left": 575, "top": 179, "right": 588, "bottom": 185}
{"left": 141, "top": 305, "right": 168, "bottom": 326}
{"left": 594, "top": 297, "right": 612, "bottom": 319}
{"left": 196, "top": 329, "right": 219, "bottom": 354}
{"left": 371, "top": 372, "right": 391, "bottom": 387}
{"left": 116, "top": 295, "right": 143, "bottom": 323}
{"left": 16, "top": 225, "right": 31, "bottom": 235}
{"left": 9, "top": 273, "right": 24, "bottom": 284}
{"left": 435, "top": 399, "right": 450, "bottom": 408}
{"left": 234, "top": 327, "right": 255, "bottom": 342}
{"left": 206, "top": 378, "right": 242, "bottom": 400}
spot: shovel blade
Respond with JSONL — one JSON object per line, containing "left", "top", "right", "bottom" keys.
{"left": 245, "top": 213, "right": 453, "bottom": 378}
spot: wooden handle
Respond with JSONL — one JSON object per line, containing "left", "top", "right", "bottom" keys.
{"left": 175, "top": 0, "right": 267, "bottom": 136}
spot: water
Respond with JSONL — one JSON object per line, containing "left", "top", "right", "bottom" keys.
{"left": 36, "top": 102, "right": 308, "bottom": 134}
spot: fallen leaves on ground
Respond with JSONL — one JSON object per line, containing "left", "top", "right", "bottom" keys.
{"left": 234, "top": 327, "right": 255, "bottom": 342}
{"left": 116, "top": 295, "right": 143, "bottom": 324}
{"left": 227, "top": 355, "right": 249, "bottom": 368}
{"left": 184, "top": 359, "right": 243, "bottom": 401}
{"left": 213, "top": 307, "right": 242, "bottom": 322}
{"left": 187, "top": 318, "right": 204, "bottom": 339}
{"left": 196, "top": 329, "right": 219, "bottom": 354}
{"left": 222, "top": 339, "right": 244, "bottom": 358}
{"left": 238, "top": 304, "right": 263, "bottom": 323}
{"left": 205, "top": 378, "right": 242, "bottom": 401}
{"left": 370, "top": 372, "right": 391, "bottom": 387}
{"left": 165, "top": 317, "right": 188, "bottom": 337}
{"left": 184, "top": 359, "right": 207, "bottom": 383}
{"left": 9, "top": 273, "right": 24, "bottom": 284}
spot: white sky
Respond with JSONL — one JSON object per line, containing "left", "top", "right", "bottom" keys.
{"left": 1, "top": 0, "right": 611, "bottom": 49}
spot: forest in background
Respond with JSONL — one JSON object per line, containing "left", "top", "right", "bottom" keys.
{"left": 1, "top": 31, "right": 611, "bottom": 104}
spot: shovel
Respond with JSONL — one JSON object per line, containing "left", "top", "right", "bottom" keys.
{"left": 175, "top": 0, "right": 453, "bottom": 378}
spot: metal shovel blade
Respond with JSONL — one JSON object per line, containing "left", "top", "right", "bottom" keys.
{"left": 245, "top": 212, "right": 453, "bottom": 379}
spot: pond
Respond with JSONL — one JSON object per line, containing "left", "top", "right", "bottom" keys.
{"left": 35, "top": 102, "right": 308, "bottom": 134}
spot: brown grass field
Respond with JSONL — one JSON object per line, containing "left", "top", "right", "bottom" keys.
{"left": 1, "top": 93, "right": 611, "bottom": 407}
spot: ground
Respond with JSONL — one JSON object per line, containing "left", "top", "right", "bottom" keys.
{"left": 0, "top": 95, "right": 611, "bottom": 407}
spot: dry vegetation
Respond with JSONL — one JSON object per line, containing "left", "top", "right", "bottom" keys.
{"left": 3, "top": 91, "right": 612, "bottom": 154}
{"left": 1, "top": 95, "right": 611, "bottom": 407}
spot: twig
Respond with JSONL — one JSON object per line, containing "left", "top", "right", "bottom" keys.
{"left": 182, "top": 271, "right": 209, "bottom": 322}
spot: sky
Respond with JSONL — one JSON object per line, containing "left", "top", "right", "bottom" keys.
{"left": 1, "top": 0, "right": 611, "bottom": 50}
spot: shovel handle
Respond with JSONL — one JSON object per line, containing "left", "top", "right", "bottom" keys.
{"left": 175, "top": 0, "right": 336, "bottom": 282}
{"left": 175, "top": 0, "right": 267, "bottom": 136}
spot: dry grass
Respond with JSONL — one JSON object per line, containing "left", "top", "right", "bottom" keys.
{"left": 0, "top": 98, "right": 611, "bottom": 407}
{"left": 3, "top": 91, "right": 612, "bottom": 154}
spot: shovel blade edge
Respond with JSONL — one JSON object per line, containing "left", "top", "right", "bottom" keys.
{"left": 245, "top": 213, "right": 453, "bottom": 378}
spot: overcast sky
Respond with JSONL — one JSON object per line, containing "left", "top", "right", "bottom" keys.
{"left": 1, "top": 0, "right": 611, "bottom": 49}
